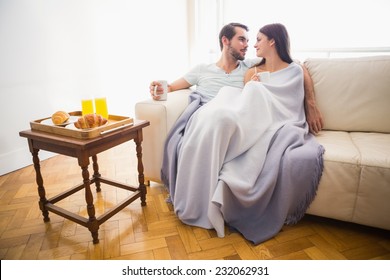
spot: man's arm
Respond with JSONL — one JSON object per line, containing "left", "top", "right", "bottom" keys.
{"left": 302, "top": 65, "right": 324, "bottom": 134}
{"left": 149, "top": 78, "right": 192, "bottom": 100}
{"left": 168, "top": 78, "right": 192, "bottom": 92}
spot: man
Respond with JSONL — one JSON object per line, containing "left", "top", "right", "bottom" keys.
{"left": 150, "top": 22, "right": 323, "bottom": 133}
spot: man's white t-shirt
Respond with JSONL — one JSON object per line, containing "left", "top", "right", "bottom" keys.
{"left": 183, "top": 58, "right": 261, "bottom": 103}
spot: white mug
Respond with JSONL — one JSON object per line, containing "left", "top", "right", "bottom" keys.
{"left": 257, "top": 71, "right": 270, "bottom": 83}
{"left": 153, "top": 80, "right": 168, "bottom": 101}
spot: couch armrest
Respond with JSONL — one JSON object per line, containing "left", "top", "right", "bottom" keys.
{"left": 135, "top": 89, "right": 191, "bottom": 183}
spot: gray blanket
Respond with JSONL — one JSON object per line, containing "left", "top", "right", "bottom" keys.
{"left": 161, "top": 63, "right": 324, "bottom": 244}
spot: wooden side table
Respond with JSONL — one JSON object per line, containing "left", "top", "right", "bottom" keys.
{"left": 19, "top": 119, "right": 150, "bottom": 244}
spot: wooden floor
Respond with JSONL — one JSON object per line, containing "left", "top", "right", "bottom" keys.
{"left": 1, "top": 142, "right": 389, "bottom": 260}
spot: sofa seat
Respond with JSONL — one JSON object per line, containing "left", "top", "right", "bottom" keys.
{"left": 308, "top": 131, "right": 390, "bottom": 229}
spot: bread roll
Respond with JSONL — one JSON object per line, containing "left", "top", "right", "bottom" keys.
{"left": 74, "top": 114, "right": 108, "bottom": 129}
{"left": 51, "top": 111, "right": 70, "bottom": 125}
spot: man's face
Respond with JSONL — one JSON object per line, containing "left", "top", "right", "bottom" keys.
{"left": 226, "top": 27, "right": 249, "bottom": 61}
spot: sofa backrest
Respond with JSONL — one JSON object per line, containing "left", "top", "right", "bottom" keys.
{"left": 304, "top": 56, "right": 390, "bottom": 133}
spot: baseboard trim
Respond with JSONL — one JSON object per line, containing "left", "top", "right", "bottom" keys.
{"left": 0, "top": 147, "right": 56, "bottom": 176}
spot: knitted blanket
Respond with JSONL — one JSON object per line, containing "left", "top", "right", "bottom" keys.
{"left": 161, "top": 63, "right": 324, "bottom": 244}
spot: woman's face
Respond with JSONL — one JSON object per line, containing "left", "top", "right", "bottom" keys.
{"left": 254, "top": 32, "right": 272, "bottom": 57}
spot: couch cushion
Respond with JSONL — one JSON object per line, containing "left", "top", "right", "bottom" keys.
{"left": 308, "top": 131, "right": 361, "bottom": 221}
{"left": 315, "top": 131, "right": 360, "bottom": 164}
{"left": 304, "top": 56, "right": 390, "bottom": 133}
{"left": 350, "top": 132, "right": 390, "bottom": 229}
{"left": 351, "top": 132, "right": 390, "bottom": 168}
{"left": 353, "top": 164, "right": 390, "bottom": 229}
{"left": 309, "top": 131, "right": 390, "bottom": 230}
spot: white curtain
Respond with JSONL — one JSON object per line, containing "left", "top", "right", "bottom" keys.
{"left": 189, "top": 0, "right": 390, "bottom": 63}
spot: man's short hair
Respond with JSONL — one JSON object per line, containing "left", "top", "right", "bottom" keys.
{"left": 219, "top": 23, "right": 249, "bottom": 51}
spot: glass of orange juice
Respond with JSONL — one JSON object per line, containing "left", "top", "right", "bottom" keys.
{"left": 81, "top": 98, "right": 94, "bottom": 116}
{"left": 95, "top": 97, "right": 108, "bottom": 119}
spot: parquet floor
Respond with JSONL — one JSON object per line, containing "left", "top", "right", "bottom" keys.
{"left": 1, "top": 142, "right": 389, "bottom": 260}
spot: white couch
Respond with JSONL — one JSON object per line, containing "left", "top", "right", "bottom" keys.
{"left": 135, "top": 56, "right": 390, "bottom": 231}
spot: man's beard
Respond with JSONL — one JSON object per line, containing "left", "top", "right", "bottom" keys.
{"left": 228, "top": 45, "right": 245, "bottom": 61}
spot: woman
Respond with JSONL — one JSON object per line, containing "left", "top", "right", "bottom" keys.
{"left": 244, "top": 23, "right": 293, "bottom": 84}
{"left": 167, "top": 23, "right": 324, "bottom": 244}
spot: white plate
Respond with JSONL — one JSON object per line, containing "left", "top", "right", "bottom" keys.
{"left": 41, "top": 116, "right": 79, "bottom": 127}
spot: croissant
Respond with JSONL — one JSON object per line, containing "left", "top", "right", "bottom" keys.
{"left": 51, "top": 111, "right": 70, "bottom": 125}
{"left": 74, "top": 114, "right": 108, "bottom": 129}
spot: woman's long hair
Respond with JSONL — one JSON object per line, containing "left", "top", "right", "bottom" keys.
{"left": 258, "top": 23, "right": 293, "bottom": 65}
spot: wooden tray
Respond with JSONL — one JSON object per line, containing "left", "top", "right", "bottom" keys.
{"left": 30, "top": 111, "right": 134, "bottom": 139}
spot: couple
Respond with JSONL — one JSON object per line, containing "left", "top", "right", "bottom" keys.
{"left": 150, "top": 23, "right": 324, "bottom": 244}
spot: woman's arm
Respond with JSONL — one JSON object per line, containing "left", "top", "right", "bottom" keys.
{"left": 244, "top": 68, "right": 258, "bottom": 84}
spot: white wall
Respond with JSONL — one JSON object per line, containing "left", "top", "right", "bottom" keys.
{"left": 0, "top": 0, "right": 189, "bottom": 175}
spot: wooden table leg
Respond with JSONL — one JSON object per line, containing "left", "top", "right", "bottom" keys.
{"left": 32, "top": 148, "right": 50, "bottom": 222}
{"left": 135, "top": 138, "right": 146, "bottom": 206}
{"left": 92, "top": 155, "right": 101, "bottom": 192}
{"left": 80, "top": 164, "right": 99, "bottom": 244}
